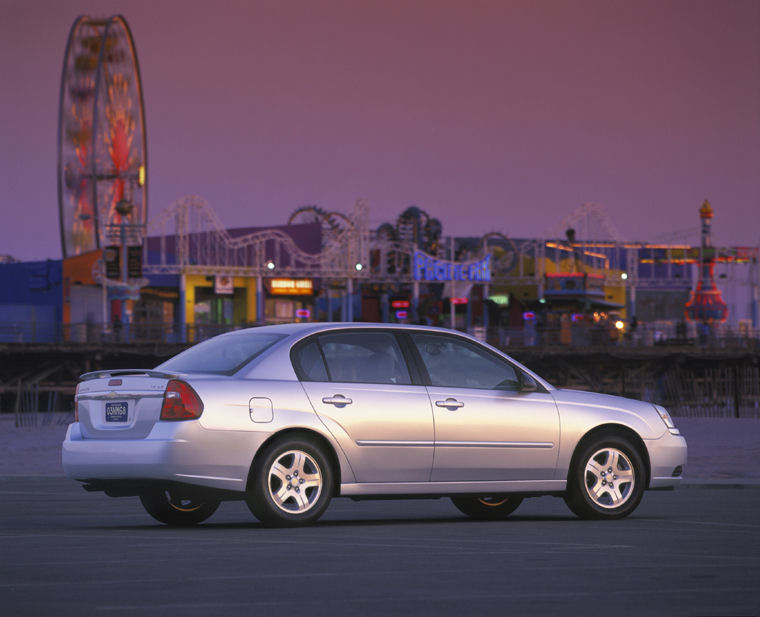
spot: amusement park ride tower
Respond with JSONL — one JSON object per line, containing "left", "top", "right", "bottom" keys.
{"left": 57, "top": 15, "right": 148, "bottom": 329}
{"left": 684, "top": 199, "right": 728, "bottom": 328}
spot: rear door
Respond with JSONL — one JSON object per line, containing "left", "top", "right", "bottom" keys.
{"left": 295, "top": 330, "right": 434, "bottom": 483}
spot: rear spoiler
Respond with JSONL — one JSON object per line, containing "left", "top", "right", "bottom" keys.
{"left": 80, "top": 369, "right": 181, "bottom": 381}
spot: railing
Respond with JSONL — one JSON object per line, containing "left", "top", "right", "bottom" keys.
{"left": 1, "top": 319, "right": 759, "bottom": 350}
{"left": 0, "top": 321, "right": 241, "bottom": 345}
{"left": 477, "top": 325, "right": 760, "bottom": 352}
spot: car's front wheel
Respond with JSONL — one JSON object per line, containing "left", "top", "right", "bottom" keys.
{"left": 140, "top": 489, "right": 220, "bottom": 526}
{"left": 451, "top": 495, "right": 524, "bottom": 520}
{"left": 564, "top": 435, "right": 645, "bottom": 519}
{"left": 246, "top": 436, "right": 334, "bottom": 527}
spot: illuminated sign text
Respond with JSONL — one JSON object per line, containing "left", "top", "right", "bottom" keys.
{"left": 413, "top": 251, "right": 491, "bottom": 283}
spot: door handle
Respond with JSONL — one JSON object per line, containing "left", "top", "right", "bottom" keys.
{"left": 322, "top": 395, "right": 353, "bottom": 407}
{"left": 435, "top": 398, "right": 464, "bottom": 410}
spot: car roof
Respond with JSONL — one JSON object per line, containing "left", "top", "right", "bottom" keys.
{"left": 222, "top": 322, "right": 474, "bottom": 339}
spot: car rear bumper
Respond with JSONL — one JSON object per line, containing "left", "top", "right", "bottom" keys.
{"left": 646, "top": 431, "right": 688, "bottom": 489}
{"left": 62, "top": 421, "right": 268, "bottom": 492}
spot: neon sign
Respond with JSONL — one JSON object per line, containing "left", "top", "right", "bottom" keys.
{"left": 269, "top": 278, "right": 313, "bottom": 295}
{"left": 413, "top": 251, "right": 491, "bottom": 283}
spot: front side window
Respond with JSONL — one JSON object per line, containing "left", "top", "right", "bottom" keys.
{"left": 293, "top": 331, "right": 411, "bottom": 385}
{"left": 410, "top": 332, "right": 520, "bottom": 390}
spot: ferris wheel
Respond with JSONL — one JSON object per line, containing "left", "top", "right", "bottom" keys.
{"left": 57, "top": 15, "right": 147, "bottom": 258}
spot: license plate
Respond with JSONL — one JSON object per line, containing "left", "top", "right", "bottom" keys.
{"left": 105, "top": 401, "right": 128, "bottom": 423}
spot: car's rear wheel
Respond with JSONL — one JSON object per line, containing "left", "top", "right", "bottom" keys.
{"left": 246, "top": 436, "right": 334, "bottom": 527}
{"left": 140, "top": 489, "right": 220, "bottom": 526}
{"left": 451, "top": 495, "right": 523, "bottom": 520}
{"left": 564, "top": 435, "right": 645, "bottom": 519}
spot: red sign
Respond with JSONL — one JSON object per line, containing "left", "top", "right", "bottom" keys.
{"left": 295, "top": 308, "right": 311, "bottom": 319}
{"left": 395, "top": 310, "right": 409, "bottom": 320}
{"left": 450, "top": 297, "right": 468, "bottom": 305}
{"left": 391, "top": 300, "right": 410, "bottom": 308}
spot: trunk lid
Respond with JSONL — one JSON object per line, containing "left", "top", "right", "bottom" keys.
{"left": 76, "top": 370, "right": 176, "bottom": 439}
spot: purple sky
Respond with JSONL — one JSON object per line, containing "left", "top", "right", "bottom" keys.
{"left": 2, "top": 0, "right": 759, "bottom": 262}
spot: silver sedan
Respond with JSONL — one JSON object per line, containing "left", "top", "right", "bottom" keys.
{"left": 63, "top": 323, "right": 687, "bottom": 526}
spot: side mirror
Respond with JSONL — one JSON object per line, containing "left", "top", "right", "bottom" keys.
{"left": 520, "top": 373, "right": 538, "bottom": 392}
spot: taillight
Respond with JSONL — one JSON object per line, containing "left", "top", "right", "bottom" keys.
{"left": 74, "top": 383, "right": 80, "bottom": 422}
{"left": 160, "top": 380, "right": 204, "bottom": 421}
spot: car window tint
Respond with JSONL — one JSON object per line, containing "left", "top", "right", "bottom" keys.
{"left": 410, "top": 333, "right": 520, "bottom": 390}
{"left": 291, "top": 340, "right": 329, "bottom": 382}
{"left": 318, "top": 331, "right": 411, "bottom": 385}
{"left": 158, "top": 333, "right": 286, "bottom": 375}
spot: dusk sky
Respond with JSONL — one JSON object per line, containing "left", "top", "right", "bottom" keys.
{"left": 2, "top": 0, "right": 759, "bottom": 262}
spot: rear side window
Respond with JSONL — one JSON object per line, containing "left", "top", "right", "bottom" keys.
{"left": 292, "top": 331, "right": 411, "bottom": 385}
{"left": 291, "top": 340, "right": 329, "bottom": 382}
{"left": 158, "top": 332, "right": 286, "bottom": 375}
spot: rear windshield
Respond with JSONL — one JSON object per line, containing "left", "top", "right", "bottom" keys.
{"left": 157, "top": 332, "right": 286, "bottom": 375}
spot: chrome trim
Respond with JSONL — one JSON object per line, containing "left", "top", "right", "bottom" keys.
{"left": 437, "top": 441, "right": 555, "bottom": 448}
{"left": 356, "top": 440, "right": 434, "bottom": 447}
{"left": 435, "top": 398, "right": 464, "bottom": 409}
{"left": 77, "top": 391, "right": 164, "bottom": 400}
{"left": 340, "top": 479, "right": 567, "bottom": 496}
{"left": 356, "top": 440, "right": 554, "bottom": 448}
{"left": 174, "top": 473, "right": 245, "bottom": 484}
{"left": 322, "top": 395, "right": 353, "bottom": 406}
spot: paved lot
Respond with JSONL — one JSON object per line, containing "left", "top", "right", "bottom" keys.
{"left": 1, "top": 414, "right": 759, "bottom": 615}
{"left": 1, "top": 477, "right": 759, "bottom": 616}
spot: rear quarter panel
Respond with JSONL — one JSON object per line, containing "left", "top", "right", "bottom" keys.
{"left": 188, "top": 376, "right": 356, "bottom": 484}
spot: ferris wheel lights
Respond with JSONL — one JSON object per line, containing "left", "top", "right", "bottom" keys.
{"left": 59, "top": 15, "right": 147, "bottom": 258}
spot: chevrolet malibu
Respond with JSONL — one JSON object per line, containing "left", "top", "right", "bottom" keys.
{"left": 63, "top": 323, "right": 687, "bottom": 526}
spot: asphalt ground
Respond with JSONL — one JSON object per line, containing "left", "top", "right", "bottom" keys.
{"left": 1, "top": 478, "right": 759, "bottom": 616}
{"left": 0, "top": 414, "right": 760, "bottom": 617}
{"left": 1, "top": 414, "right": 759, "bottom": 616}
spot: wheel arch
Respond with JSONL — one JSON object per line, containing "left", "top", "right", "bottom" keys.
{"left": 246, "top": 428, "right": 342, "bottom": 496}
{"left": 567, "top": 424, "right": 651, "bottom": 489}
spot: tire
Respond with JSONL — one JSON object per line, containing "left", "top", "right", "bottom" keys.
{"left": 140, "top": 489, "right": 220, "bottom": 526}
{"left": 564, "top": 435, "right": 645, "bottom": 520}
{"left": 451, "top": 495, "right": 523, "bottom": 520}
{"left": 246, "top": 436, "right": 334, "bottom": 527}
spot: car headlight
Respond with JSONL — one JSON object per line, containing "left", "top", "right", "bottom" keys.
{"left": 655, "top": 405, "right": 680, "bottom": 435}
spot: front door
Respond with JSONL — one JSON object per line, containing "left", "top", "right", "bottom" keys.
{"left": 409, "top": 332, "right": 560, "bottom": 482}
